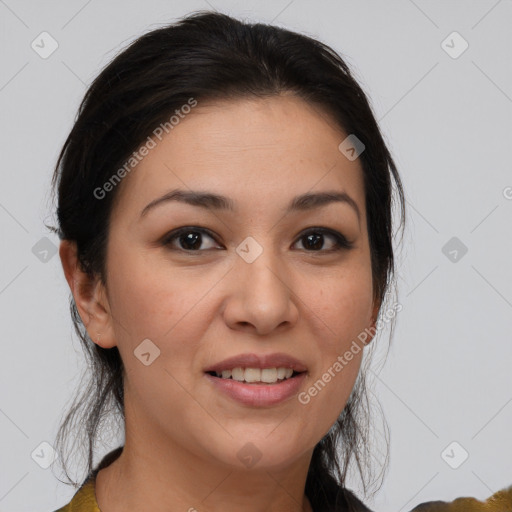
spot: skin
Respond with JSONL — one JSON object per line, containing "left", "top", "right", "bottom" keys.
{"left": 59, "top": 94, "right": 380, "bottom": 512}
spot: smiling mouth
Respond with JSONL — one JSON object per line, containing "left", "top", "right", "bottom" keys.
{"left": 205, "top": 368, "right": 305, "bottom": 385}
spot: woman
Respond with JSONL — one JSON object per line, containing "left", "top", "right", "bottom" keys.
{"left": 49, "top": 10, "right": 512, "bottom": 512}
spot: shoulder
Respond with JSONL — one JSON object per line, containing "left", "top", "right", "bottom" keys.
{"left": 52, "top": 447, "right": 123, "bottom": 512}
{"left": 321, "top": 483, "right": 512, "bottom": 512}
{"left": 52, "top": 478, "right": 99, "bottom": 512}
{"left": 409, "top": 484, "right": 512, "bottom": 511}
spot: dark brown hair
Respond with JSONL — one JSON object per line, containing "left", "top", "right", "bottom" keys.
{"left": 49, "top": 10, "right": 406, "bottom": 512}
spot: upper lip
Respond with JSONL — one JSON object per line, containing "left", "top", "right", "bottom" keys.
{"left": 204, "top": 352, "right": 308, "bottom": 373}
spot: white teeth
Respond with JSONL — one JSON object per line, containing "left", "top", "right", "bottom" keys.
{"left": 232, "top": 367, "right": 244, "bottom": 380}
{"left": 214, "top": 367, "right": 297, "bottom": 383}
{"left": 261, "top": 368, "right": 277, "bottom": 383}
{"left": 244, "top": 368, "right": 261, "bottom": 383}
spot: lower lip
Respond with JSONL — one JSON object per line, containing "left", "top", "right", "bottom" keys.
{"left": 204, "top": 372, "right": 307, "bottom": 407}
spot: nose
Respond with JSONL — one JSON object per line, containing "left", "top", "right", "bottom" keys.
{"left": 222, "top": 243, "right": 299, "bottom": 336}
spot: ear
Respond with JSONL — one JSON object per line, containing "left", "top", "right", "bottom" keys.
{"left": 59, "top": 239, "right": 117, "bottom": 349}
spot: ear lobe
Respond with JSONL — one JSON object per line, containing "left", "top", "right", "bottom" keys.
{"left": 59, "top": 240, "right": 117, "bottom": 349}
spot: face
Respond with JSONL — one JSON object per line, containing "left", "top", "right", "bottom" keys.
{"left": 86, "top": 94, "right": 379, "bottom": 471}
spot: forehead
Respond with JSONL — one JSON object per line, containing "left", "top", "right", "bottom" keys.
{"left": 112, "top": 94, "right": 366, "bottom": 222}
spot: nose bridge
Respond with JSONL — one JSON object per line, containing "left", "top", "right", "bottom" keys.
{"left": 236, "top": 234, "right": 287, "bottom": 298}
{"left": 225, "top": 234, "right": 297, "bottom": 333}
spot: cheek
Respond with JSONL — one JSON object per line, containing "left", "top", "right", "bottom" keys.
{"left": 106, "top": 251, "right": 205, "bottom": 420}
{"left": 107, "top": 248, "right": 208, "bottom": 341}
{"left": 106, "top": 249, "right": 219, "bottom": 392}
{"left": 292, "top": 265, "right": 373, "bottom": 429}
{"left": 310, "top": 264, "right": 375, "bottom": 353}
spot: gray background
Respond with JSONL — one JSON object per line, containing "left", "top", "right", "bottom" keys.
{"left": 1, "top": 1, "right": 511, "bottom": 511}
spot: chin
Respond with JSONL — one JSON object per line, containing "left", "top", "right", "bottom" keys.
{"left": 206, "top": 433, "right": 311, "bottom": 472}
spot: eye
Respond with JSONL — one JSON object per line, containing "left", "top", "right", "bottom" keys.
{"left": 161, "top": 226, "right": 354, "bottom": 253}
{"left": 293, "top": 227, "right": 354, "bottom": 252}
{"left": 161, "top": 227, "right": 221, "bottom": 252}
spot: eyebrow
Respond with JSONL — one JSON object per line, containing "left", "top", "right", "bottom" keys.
{"left": 139, "top": 188, "right": 361, "bottom": 223}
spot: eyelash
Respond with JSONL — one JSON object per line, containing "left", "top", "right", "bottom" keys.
{"left": 161, "top": 226, "right": 354, "bottom": 253}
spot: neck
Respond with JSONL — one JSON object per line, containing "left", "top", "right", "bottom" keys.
{"left": 96, "top": 445, "right": 314, "bottom": 512}
{"left": 95, "top": 404, "right": 314, "bottom": 512}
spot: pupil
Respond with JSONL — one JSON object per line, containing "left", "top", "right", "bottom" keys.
{"left": 181, "top": 232, "right": 201, "bottom": 250}
{"left": 306, "top": 233, "right": 323, "bottom": 250}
